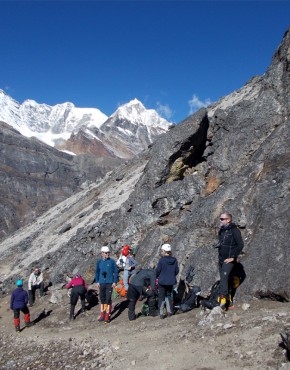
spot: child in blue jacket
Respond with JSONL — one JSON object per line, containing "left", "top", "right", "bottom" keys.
{"left": 10, "top": 279, "right": 34, "bottom": 332}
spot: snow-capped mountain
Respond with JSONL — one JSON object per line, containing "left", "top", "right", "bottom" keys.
{"left": 0, "top": 89, "right": 108, "bottom": 147}
{"left": 0, "top": 90, "right": 170, "bottom": 159}
{"left": 79, "top": 99, "right": 170, "bottom": 158}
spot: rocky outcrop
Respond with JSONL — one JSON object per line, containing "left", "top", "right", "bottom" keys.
{"left": 0, "top": 28, "right": 289, "bottom": 301}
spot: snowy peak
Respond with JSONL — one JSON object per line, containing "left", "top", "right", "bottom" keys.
{"left": 109, "top": 99, "right": 170, "bottom": 130}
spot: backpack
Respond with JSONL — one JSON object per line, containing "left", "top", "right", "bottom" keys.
{"left": 178, "top": 285, "right": 201, "bottom": 313}
{"left": 114, "top": 280, "right": 127, "bottom": 298}
{"left": 200, "top": 280, "right": 220, "bottom": 309}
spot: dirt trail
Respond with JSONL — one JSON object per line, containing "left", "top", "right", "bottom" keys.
{"left": 0, "top": 293, "right": 289, "bottom": 370}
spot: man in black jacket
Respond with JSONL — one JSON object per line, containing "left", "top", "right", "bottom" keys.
{"left": 217, "top": 213, "right": 244, "bottom": 310}
{"left": 127, "top": 268, "right": 158, "bottom": 321}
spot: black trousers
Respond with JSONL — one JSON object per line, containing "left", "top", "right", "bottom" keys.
{"left": 127, "top": 284, "right": 157, "bottom": 320}
{"left": 219, "top": 261, "right": 234, "bottom": 297}
{"left": 70, "top": 285, "right": 87, "bottom": 306}
{"left": 28, "top": 282, "right": 44, "bottom": 305}
{"left": 99, "top": 283, "right": 113, "bottom": 305}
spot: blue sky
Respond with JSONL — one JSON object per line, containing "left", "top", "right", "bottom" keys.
{"left": 0, "top": 1, "right": 289, "bottom": 123}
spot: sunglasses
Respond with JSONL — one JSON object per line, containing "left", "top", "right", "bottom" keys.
{"left": 220, "top": 218, "right": 229, "bottom": 221}
{"left": 102, "top": 252, "right": 110, "bottom": 254}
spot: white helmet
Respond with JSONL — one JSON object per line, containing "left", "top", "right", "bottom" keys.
{"left": 161, "top": 244, "right": 171, "bottom": 252}
{"left": 101, "top": 246, "right": 110, "bottom": 253}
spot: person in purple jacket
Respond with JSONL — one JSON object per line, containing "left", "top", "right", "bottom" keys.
{"left": 156, "top": 244, "right": 179, "bottom": 319}
{"left": 10, "top": 279, "right": 34, "bottom": 332}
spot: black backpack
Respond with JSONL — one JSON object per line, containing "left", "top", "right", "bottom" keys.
{"left": 177, "top": 285, "right": 201, "bottom": 313}
{"left": 200, "top": 280, "right": 220, "bottom": 309}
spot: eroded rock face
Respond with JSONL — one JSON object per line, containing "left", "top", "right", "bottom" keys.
{"left": 0, "top": 29, "right": 289, "bottom": 300}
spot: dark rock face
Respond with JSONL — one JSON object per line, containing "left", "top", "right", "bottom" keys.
{"left": 0, "top": 28, "right": 289, "bottom": 300}
{"left": 0, "top": 122, "right": 122, "bottom": 240}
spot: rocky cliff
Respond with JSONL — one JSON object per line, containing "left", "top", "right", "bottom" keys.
{"left": 0, "top": 28, "right": 289, "bottom": 300}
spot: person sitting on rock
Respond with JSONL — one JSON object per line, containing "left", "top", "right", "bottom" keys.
{"left": 10, "top": 279, "right": 34, "bottom": 332}
{"left": 66, "top": 272, "right": 88, "bottom": 320}
{"left": 95, "top": 246, "right": 118, "bottom": 323}
{"left": 127, "top": 267, "right": 158, "bottom": 321}
{"left": 28, "top": 267, "right": 45, "bottom": 306}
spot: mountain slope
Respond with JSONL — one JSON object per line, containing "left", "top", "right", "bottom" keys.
{"left": 0, "top": 121, "right": 122, "bottom": 240}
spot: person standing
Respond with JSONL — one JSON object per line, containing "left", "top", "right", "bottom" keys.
{"left": 95, "top": 246, "right": 118, "bottom": 323}
{"left": 156, "top": 244, "right": 179, "bottom": 319}
{"left": 123, "top": 247, "right": 138, "bottom": 291}
{"left": 28, "top": 267, "right": 44, "bottom": 306}
{"left": 66, "top": 273, "right": 88, "bottom": 320}
{"left": 217, "top": 213, "right": 244, "bottom": 310}
{"left": 10, "top": 279, "right": 34, "bottom": 332}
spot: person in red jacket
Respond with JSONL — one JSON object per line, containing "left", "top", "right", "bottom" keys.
{"left": 66, "top": 273, "right": 88, "bottom": 320}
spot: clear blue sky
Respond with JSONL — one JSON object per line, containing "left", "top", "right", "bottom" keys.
{"left": 0, "top": 1, "right": 289, "bottom": 123}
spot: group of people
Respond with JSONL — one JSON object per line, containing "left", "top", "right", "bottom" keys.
{"left": 10, "top": 212, "right": 244, "bottom": 331}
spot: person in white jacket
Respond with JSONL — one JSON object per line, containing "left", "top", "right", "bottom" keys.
{"left": 28, "top": 267, "right": 44, "bottom": 306}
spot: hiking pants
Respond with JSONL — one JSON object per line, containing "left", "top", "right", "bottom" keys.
{"left": 127, "top": 284, "right": 157, "bottom": 320}
{"left": 70, "top": 285, "right": 86, "bottom": 309}
{"left": 127, "top": 284, "right": 141, "bottom": 320}
{"left": 123, "top": 269, "right": 129, "bottom": 291}
{"left": 13, "top": 306, "right": 30, "bottom": 326}
{"left": 158, "top": 284, "right": 173, "bottom": 315}
{"left": 99, "top": 283, "right": 113, "bottom": 305}
{"left": 219, "top": 261, "right": 234, "bottom": 297}
{"left": 28, "top": 282, "right": 44, "bottom": 305}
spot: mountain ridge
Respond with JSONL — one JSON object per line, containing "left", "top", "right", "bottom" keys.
{"left": 0, "top": 91, "right": 170, "bottom": 158}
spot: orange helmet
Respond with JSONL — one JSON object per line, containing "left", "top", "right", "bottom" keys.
{"left": 121, "top": 245, "right": 131, "bottom": 256}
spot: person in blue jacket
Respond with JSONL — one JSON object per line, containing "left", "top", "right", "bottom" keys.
{"left": 10, "top": 279, "right": 34, "bottom": 332}
{"left": 156, "top": 244, "right": 179, "bottom": 319}
{"left": 95, "top": 246, "right": 118, "bottom": 323}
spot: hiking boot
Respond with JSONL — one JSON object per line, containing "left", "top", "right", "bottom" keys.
{"left": 104, "top": 313, "right": 110, "bottom": 323}
{"left": 15, "top": 326, "right": 20, "bottom": 333}
{"left": 219, "top": 296, "right": 227, "bottom": 311}
{"left": 167, "top": 312, "right": 173, "bottom": 317}
{"left": 98, "top": 312, "right": 105, "bottom": 322}
{"left": 160, "top": 314, "right": 165, "bottom": 319}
